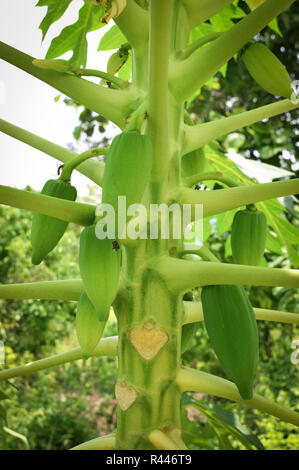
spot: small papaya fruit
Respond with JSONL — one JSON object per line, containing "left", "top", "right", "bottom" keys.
{"left": 79, "top": 225, "right": 120, "bottom": 321}
{"left": 231, "top": 209, "right": 267, "bottom": 266}
{"left": 243, "top": 43, "right": 292, "bottom": 98}
{"left": 31, "top": 179, "right": 77, "bottom": 265}
{"left": 76, "top": 291, "right": 106, "bottom": 359}
{"left": 201, "top": 284, "right": 259, "bottom": 400}
{"left": 107, "top": 51, "right": 128, "bottom": 75}
{"left": 101, "top": 132, "right": 152, "bottom": 229}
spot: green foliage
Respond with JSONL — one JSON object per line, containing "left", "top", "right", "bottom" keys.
{"left": 0, "top": 203, "right": 79, "bottom": 359}
{"left": 45, "top": 1, "right": 106, "bottom": 68}
{"left": 37, "top": 0, "right": 73, "bottom": 41}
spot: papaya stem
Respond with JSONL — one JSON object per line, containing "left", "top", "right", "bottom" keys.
{"left": 175, "top": 178, "right": 299, "bottom": 219}
{"left": 0, "top": 185, "right": 95, "bottom": 226}
{"left": 176, "top": 32, "right": 222, "bottom": 60}
{"left": 113, "top": 0, "right": 149, "bottom": 52}
{"left": 0, "top": 118, "right": 105, "bottom": 186}
{"left": 176, "top": 368, "right": 299, "bottom": 427}
{"left": 179, "top": 244, "right": 220, "bottom": 263}
{"left": 0, "top": 279, "right": 83, "bottom": 301}
{"left": 71, "top": 434, "right": 116, "bottom": 450}
{"left": 184, "top": 171, "right": 240, "bottom": 188}
{"left": 155, "top": 257, "right": 299, "bottom": 293}
{"left": 183, "top": 99, "right": 299, "bottom": 153}
{"left": 148, "top": 430, "right": 183, "bottom": 450}
{"left": 0, "top": 337, "right": 118, "bottom": 382}
{"left": 78, "top": 69, "right": 129, "bottom": 89}
{"left": 170, "top": 0, "right": 295, "bottom": 101}
{"left": 183, "top": 301, "right": 299, "bottom": 325}
{"left": 0, "top": 41, "right": 139, "bottom": 128}
{"left": 59, "top": 147, "right": 109, "bottom": 183}
{"left": 184, "top": 0, "right": 232, "bottom": 30}
{"left": 148, "top": 0, "right": 173, "bottom": 183}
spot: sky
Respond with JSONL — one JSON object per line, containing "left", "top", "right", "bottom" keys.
{"left": 0, "top": 0, "right": 116, "bottom": 195}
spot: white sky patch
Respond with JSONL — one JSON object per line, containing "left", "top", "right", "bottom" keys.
{"left": 0, "top": 0, "right": 116, "bottom": 196}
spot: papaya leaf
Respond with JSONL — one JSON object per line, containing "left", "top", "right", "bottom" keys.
{"left": 216, "top": 209, "right": 238, "bottom": 236}
{"left": 186, "top": 399, "right": 264, "bottom": 450}
{"left": 46, "top": 2, "right": 106, "bottom": 68}
{"left": 37, "top": 0, "right": 73, "bottom": 41}
{"left": 189, "top": 23, "right": 216, "bottom": 43}
{"left": 98, "top": 24, "right": 127, "bottom": 51}
{"left": 208, "top": 403, "right": 264, "bottom": 450}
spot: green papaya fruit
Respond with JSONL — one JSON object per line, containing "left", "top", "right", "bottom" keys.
{"left": 201, "top": 284, "right": 259, "bottom": 400}
{"left": 31, "top": 179, "right": 77, "bottom": 265}
{"left": 243, "top": 43, "right": 292, "bottom": 98}
{"left": 79, "top": 225, "right": 120, "bottom": 321}
{"left": 101, "top": 132, "right": 152, "bottom": 230}
{"left": 76, "top": 292, "right": 106, "bottom": 359}
{"left": 231, "top": 209, "right": 267, "bottom": 266}
{"left": 107, "top": 51, "right": 128, "bottom": 75}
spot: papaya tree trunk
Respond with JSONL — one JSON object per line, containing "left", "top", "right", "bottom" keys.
{"left": 113, "top": 0, "right": 189, "bottom": 450}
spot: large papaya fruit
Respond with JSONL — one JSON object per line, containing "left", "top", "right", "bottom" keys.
{"left": 79, "top": 225, "right": 120, "bottom": 321}
{"left": 243, "top": 43, "right": 292, "bottom": 98}
{"left": 201, "top": 284, "right": 259, "bottom": 400}
{"left": 231, "top": 209, "right": 267, "bottom": 266}
{"left": 31, "top": 179, "right": 77, "bottom": 265}
{"left": 76, "top": 291, "right": 106, "bottom": 359}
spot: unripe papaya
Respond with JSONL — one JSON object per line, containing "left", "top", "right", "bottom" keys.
{"left": 243, "top": 43, "right": 292, "bottom": 98}
{"left": 102, "top": 131, "right": 152, "bottom": 215}
{"left": 79, "top": 225, "right": 120, "bottom": 321}
{"left": 107, "top": 51, "right": 128, "bottom": 75}
{"left": 201, "top": 284, "right": 259, "bottom": 400}
{"left": 231, "top": 209, "right": 267, "bottom": 266}
{"left": 31, "top": 179, "right": 77, "bottom": 265}
{"left": 76, "top": 292, "right": 106, "bottom": 359}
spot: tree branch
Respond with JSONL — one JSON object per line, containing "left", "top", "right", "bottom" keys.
{"left": 114, "top": 0, "right": 149, "bottom": 52}
{"left": 176, "top": 367, "right": 299, "bottom": 427}
{"left": 183, "top": 0, "right": 233, "bottom": 30}
{"left": 183, "top": 301, "right": 299, "bottom": 325}
{"left": 0, "top": 119, "right": 105, "bottom": 187}
{"left": 0, "top": 337, "right": 118, "bottom": 383}
{"left": 176, "top": 178, "right": 299, "bottom": 219}
{"left": 71, "top": 434, "right": 116, "bottom": 450}
{"left": 177, "top": 33, "right": 222, "bottom": 60}
{"left": 0, "top": 185, "right": 95, "bottom": 226}
{"left": 0, "top": 279, "right": 83, "bottom": 301}
{"left": 0, "top": 41, "right": 139, "bottom": 128}
{"left": 171, "top": 0, "right": 295, "bottom": 101}
{"left": 183, "top": 171, "right": 239, "bottom": 188}
{"left": 155, "top": 257, "right": 299, "bottom": 293}
{"left": 183, "top": 100, "right": 299, "bottom": 153}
